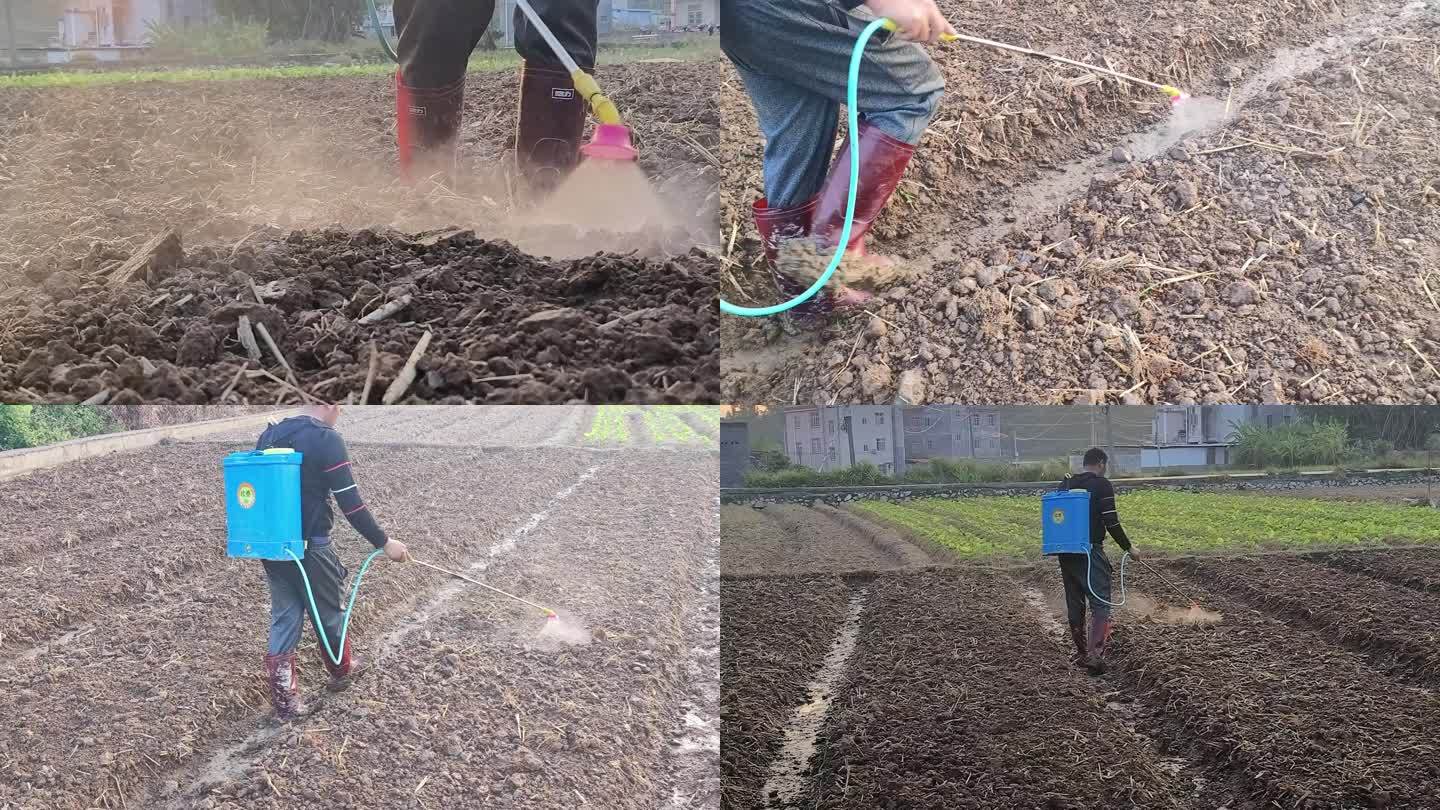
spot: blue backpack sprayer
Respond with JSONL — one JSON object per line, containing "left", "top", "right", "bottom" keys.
{"left": 223, "top": 450, "right": 556, "bottom": 668}
{"left": 1041, "top": 488, "right": 1130, "bottom": 607}
{"left": 1042, "top": 488, "right": 1201, "bottom": 609}
{"left": 718, "top": 18, "right": 1189, "bottom": 318}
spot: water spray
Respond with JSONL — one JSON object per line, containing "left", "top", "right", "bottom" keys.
{"left": 718, "top": 16, "right": 1190, "bottom": 318}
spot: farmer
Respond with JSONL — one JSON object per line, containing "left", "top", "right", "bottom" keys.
{"left": 255, "top": 405, "right": 410, "bottom": 722}
{"left": 721, "top": 0, "right": 950, "bottom": 325}
{"left": 393, "top": 0, "right": 600, "bottom": 193}
{"left": 1056, "top": 448, "right": 1139, "bottom": 675}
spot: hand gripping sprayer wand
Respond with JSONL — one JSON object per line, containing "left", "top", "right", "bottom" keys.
{"left": 718, "top": 16, "right": 1188, "bottom": 318}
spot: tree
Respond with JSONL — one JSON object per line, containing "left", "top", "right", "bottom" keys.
{"left": 216, "top": 0, "right": 366, "bottom": 42}
{"left": 0, "top": 405, "right": 118, "bottom": 450}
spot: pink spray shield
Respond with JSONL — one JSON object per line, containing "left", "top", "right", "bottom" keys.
{"left": 581, "top": 124, "right": 638, "bottom": 161}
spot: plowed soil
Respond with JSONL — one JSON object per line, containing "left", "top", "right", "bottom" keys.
{"left": 0, "top": 407, "right": 718, "bottom": 810}
{"left": 0, "top": 58, "right": 722, "bottom": 406}
{"left": 720, "top": 0, "right": 1440, "bottom": 405}
{"left": 721, "top": 501, "right": 1440, "bottom": 809}
{"left": 0, "top": 231, "right": 718, "bottom": 404}
{"left": 0, "top": 60, "right": 720, "bottom": 275}
{"left": 720, "top": 503, "right": 929, "bottom": 575}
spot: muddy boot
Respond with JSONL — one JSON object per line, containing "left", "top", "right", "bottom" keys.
{"left": 808, "top": 121, "right": 916, "bottom": 288}
{"left": 515, "top": 60, "right": 589, "bottom": 199}
{"left": 318, "top": 637, "right": 370, "bottom": 693}
{"left": 1086, "top": 613, "right": 1112, "bottom": 676}
{"left": 395, "top": 70, "right": 465, "bottom": 186}
{"left": 1068, "top": 621, "right": 1088, "bottom": 668}
{"left": 263, "top": 652, "right": 305, "bottom": 722}
{"left": 752, "top": 196, "right": 826, "bottom": 334}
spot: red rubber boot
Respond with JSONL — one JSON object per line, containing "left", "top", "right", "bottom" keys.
{"left": 1086, "top": 613, "right": 1112, "bottom": 675}
{"left": 1068, "top": 621, "right": 1088, "bottom": 668}
{"left": 395, "top": 70, "right": 466, "bottom": 185}
{"left": 318, "top": 636, "right": 370, "bottom": 693}
{"left": 263, "top": 652, "right": 305, "bottom": 722}
{"left": 752, "top": 196, "right": 830, "bottom": 323}
{"left": 809, "top": 121, "right": 916, "bottom": 268}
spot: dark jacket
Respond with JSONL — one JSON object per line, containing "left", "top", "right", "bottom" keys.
{"left": 256, "top": 416, "right": 388, "bottom": 549}
{"left": 1057, "top": 471, "right": 1131, "bottom": 552}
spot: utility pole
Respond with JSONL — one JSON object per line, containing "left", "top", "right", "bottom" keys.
{"left": 1104, "top": 404, "right": 1117, "bottom": 469}
{"left": 842, "top": 413, "right": 856, "bottom": 469}
{"left": 4, "top": 0, "right": 18, "bottom": 69}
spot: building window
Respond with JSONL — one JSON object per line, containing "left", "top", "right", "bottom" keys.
{"left": 876, "top": 412, "right": 885, "bottom": 425}
{"left": 827, "top": 420, "right": 835, "bottom": 433}
{"left": 688, "top": 3, "right": 703, "bottom": 24}
{"left": 811, "top": 438, "right": 821, "bottom": 453}
{"left": 863, "top": 442, "right": 870, "bottom": 452}
{"left": 828, "top": 448, "right": 837, "bottom": 462}
{"left": 926, "top": 439, "right": 933, "bottom": 449}
{"left": 793, "top": 415, "right": 800, "bottom": 429}
{"left": 986, "top": 414, "right": 996, "bottom": 427}
{"left": 877, "top": 438, "right": 887, "bottom": 452}
{"left": 861, "top": 417, "right": 868, "bottom": 425}
{"left": 971, "top": 414, "right": 980, "bottom": 426}
{"left": 811, "top": 413, "right": 820, "bottom": 428}
{"left": 794, "top": 442, "right": 803, "bottom": 457}
{"left": 908, "top": 418, "right": 921, "bottom": 429}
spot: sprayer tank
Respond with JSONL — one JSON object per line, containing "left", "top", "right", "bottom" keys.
{"left": 1041, "top": 489, "right": 1091, "bottom": 555}
{"left": 223, "top": 449, "right": 305, "bottom": 560}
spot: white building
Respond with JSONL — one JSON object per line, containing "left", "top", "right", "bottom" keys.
{"left": 783, "top": 406, "right": 905, "bottom": 476}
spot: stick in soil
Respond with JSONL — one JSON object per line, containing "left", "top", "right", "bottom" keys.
{"left": 237, "top": 315, "right": 263, "bottom": 362}
{"left": 383, "top": 330, "right": 433, "bottom": 405}
{"left": 361, "top": 339, "right": 379, "bottom": 404}
{"left": 249, "top": 368, "right": 325, "bottom": 404}
{"left": 253, "top": 321, "right": 299, "bottom": 387}
{"left": 81, "top": 389, "right": 111, "bottom": 405}
{"left": 220, "top": 361, "right": 250, "bottom": 402}
{"left": 358, "top": 293, "right": 413, "bottom": 325}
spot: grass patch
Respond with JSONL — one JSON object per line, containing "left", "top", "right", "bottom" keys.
{"left": 0, "top": 41, "right": 721, "bottom": 90}
{"left": 850, "top": 491, "right": 1440, "bottom": 559}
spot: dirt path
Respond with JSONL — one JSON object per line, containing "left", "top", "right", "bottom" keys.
{"left": 721, "top": 0, "right": 1440, "bottom": 405}
{"left": 720, "top": 503, "right": 926, "bottom": 575}
{"left": 0, "top": 409, "right": 717, "bottom": 810}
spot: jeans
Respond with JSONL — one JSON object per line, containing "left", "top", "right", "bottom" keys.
{"left": 720, "top": 0, "right": 945, "bottom": 207}
{"left": 1058, "top": 546, "right": 1114, "bottom": 626}
{"left": 262, "top": 539, "right": 349, "bottom": 657}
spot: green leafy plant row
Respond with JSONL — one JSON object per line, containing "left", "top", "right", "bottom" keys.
{"left": 583, "top": 405, "right": 632, "bottom": 445}
{"left": 851, "top": 491, "right": 1440, "bottom": 558}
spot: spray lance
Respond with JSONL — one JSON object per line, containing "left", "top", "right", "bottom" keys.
{"left": 363, "top": 0, "right": 636, "bottom": 162}
{"left": 718, "top": 16, "right": 1189, "bottom": 318}
{"left": 222, "top": 450, "right": 556, "bottom": 670}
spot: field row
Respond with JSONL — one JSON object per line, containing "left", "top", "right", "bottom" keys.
{"left": 583, "top": 405, "right": 718, "bottom": 447}
{"left": 720, "top": 546, "right": 1440, "bottom": 808}
{"left": 851, "top": 492, "right": 1440, "bottom": 558}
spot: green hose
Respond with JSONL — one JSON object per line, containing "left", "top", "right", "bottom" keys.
{"left": 286, "top": 547, "right": 386, "bottom": 666}
{"left": 364, "top": 0, "right": 399, "bottom": 63}
{"left": 718, "top": 16, "right": 888, "bottom": 318}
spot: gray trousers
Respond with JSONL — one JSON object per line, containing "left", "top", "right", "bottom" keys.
{"left": 720, "top": 0, "right": 945, "bottom": 207}
{"left": 262, "top": 540, "right": 348, "bottom": 657}
{"left": 1058, "top": 547, "right": 1113, "bottom": 626}
{"left": 394, "top": 0, "right": 601, "bottom": 89}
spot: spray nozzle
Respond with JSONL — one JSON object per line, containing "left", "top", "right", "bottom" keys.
{"left": 545, "top": 610, "right": 558, "bottom": 620}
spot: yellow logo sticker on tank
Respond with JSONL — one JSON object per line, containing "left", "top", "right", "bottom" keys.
{"left": 1052, "top": 509, "right": 1065, "bottom": 525}
{"left": 237, "top": 482, "right": 257, "bottom": 509}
